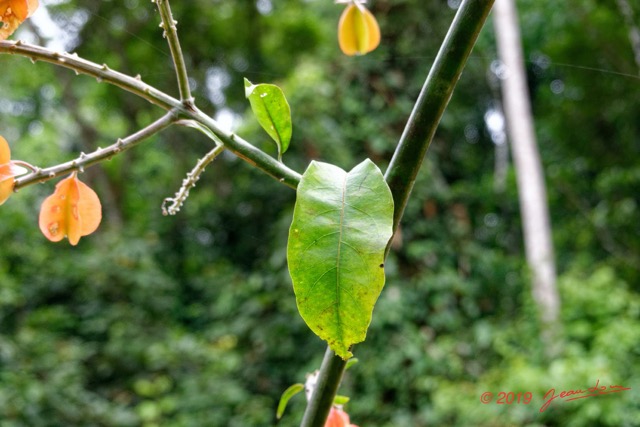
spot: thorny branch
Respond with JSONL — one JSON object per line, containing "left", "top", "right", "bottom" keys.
{"left": 0, "top": 40, "right": 302, "bottom": 189}
{"left": 14, "top": 112, "right": 178, "bottom": 190}
{"left": 162, "top": 143, "right": 226, "bottom": 216}
{"left": 155, "top": 0, "right": 194, "bottom": 102}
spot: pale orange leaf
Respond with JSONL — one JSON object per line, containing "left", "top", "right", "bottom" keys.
{"left": 39, "top": 172, "right": 102, "bottom": 245}
{"left": 0, "top": 0, "right": 39, "bottom": 40}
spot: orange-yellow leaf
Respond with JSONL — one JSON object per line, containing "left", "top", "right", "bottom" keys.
{"left": 0, "top": 0, "right": 39, "bottom": 40}
{"left": 39, "top": 172, "right": 102, "bottom": 246}
{"left": 0, "top": 135, "right": 9, "bottom": 164}
{"left": 325, "top": 407, "right": 359, "bottom": 427}
{"left": 338, "top": 2, "right": 380, "bottom": 56}
{"left": 0, "top": 166, "right": 14, "bottom": 205}
{"left": 0, "top": 135, "right": 27, "bottom": 205}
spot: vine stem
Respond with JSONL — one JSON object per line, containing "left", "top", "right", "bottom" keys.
{"left": 384, "top": 0, "right": 495, "bottom": 238}
{"left": 300, "top": 347, "right": 347, "bottom": 427}
{"left": 0, "top": 40, "right": 301, "bottom": 190}
{"left": 300, "top": 1, "right": 495, "bottom": 426}
{"left": 155, "top": 0, "right": 193, "bottom": 103}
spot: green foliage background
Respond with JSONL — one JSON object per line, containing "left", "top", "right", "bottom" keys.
{"left": 1, "top": 0, "right": 639, "bottom": 425}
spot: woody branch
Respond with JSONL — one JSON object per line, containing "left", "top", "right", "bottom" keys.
{"left": 0, "top": 40, "right": 302, "bottom": 189}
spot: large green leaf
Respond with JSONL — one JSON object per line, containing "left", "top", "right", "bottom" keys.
{"left": 287, "top": 159, "right": 394, "bottom": 359}
{"left": 244, "top": 78, "right": 292, "bottom": 160}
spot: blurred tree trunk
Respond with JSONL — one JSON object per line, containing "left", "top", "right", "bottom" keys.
{"left": 615, "top": 0, "right": 640, "bottom": 73}
{"left": 492, "top": 0, "right": 561, "bottom": 354}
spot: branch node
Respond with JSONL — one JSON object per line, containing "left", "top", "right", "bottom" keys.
{"left": 182, "top": 97, "right": 196, "bottom": 110}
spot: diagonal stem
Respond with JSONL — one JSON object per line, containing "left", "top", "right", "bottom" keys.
{"left": 384, "top": 0, "right": 495, "bottom": 236}
{"left": 0, "top": 40, "right": 178, "bottom": 109}
{"left": 300, "top": 1, "right": 495, "bottom": 426}
{"left": 14, "top": 112, "right": 178, "bottom": 190}
{"left": 156, "top": 0, "right": 193, "bottom": 102}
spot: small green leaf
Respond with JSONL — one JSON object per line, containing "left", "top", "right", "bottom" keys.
{"left": 276, "top": 383, "right": 305, "bottom": 420}
{"left": 345, "top": 358, "right": 359, "bottom": 371}
{"left": 244, "top": 78, "right": 292, "bottom": 160}
{"left": 333, "top": 395, "right": 350, "bottom": 405}
{"left": 287, "top": 159, "right": 394, "bottom": 359}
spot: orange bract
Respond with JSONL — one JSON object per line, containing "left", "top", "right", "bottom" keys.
{"left": 0, "top": 135, "right": 27, "bottom": 205}
{"left": 39, "top": 172, "right": 102, "bottom": 246}
{"left": 325, "top": 407, "right": 360, "bottom": 427}
{"left": 0, "top": 0, "right": 39, "bottom": 40}
{"left": 338, "top": 2, "right": 380, "bottom": 56}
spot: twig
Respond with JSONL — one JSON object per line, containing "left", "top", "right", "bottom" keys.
{"left": 155, "top": 0, "right": 194, "bottom": 102}
{"left": 162, "top": 143, "right": 225, "bottom": 215}
{"left": 0, "top": 40, "right": 178, "bottom": 110}
{"left": 14, "top": 112, "right": 178, "bottom": 190}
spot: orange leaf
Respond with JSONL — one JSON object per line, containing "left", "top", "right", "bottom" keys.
{"left": 0, "top": 0, "right": 39, "bottom": 40}
{"left": 338, "top": 2, "right": 380, "bottom": 56}
{"left": 0, "top": 166, "right": 14, "bottom": 205}
{"left": 325, "top": 407, "right": 359, "bottom": 427}
{"left": 39, "top": 172, "right": 102, "bottom": 245}
{"left": 0, "top": 135, "right": 28, "bottom": 205}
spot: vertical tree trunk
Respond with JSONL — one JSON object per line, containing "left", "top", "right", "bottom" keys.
{"left": 615, "top": 0, "right": 640, "bottom": 73}
{"left": 492, "top": 0, "right": 561, "bottom": 353}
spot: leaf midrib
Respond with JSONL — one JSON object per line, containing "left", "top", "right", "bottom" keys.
{"left": 335, "top": 173, "right": 347, "bottom": 344}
